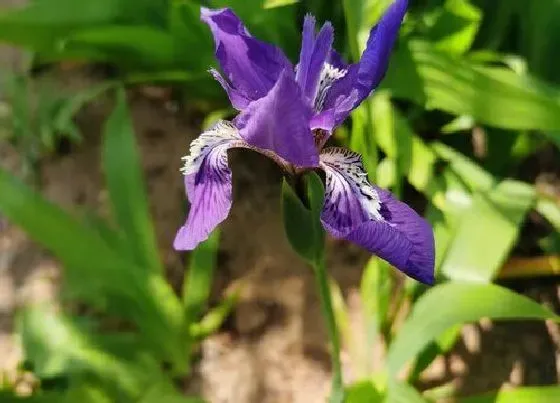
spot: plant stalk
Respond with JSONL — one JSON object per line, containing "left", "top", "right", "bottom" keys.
{"left": 313, "top": 255, "right": 345, "bottom": 403}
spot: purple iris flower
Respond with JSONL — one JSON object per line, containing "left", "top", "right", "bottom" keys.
{"left": 174, "top": 0, "right": 435, "bottom": 285}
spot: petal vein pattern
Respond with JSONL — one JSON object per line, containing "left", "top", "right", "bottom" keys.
{"left": 174, "top": 121, "right": 243, "bottom": 250}
{"left": 320, "top": 147, "right": 383, "bottom": 236}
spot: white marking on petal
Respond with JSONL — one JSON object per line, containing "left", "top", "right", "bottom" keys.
{"left": 320, "top": 147, "right": 383, "bottom": 222}
{"left": 314, "top": 63, "right": 347, "bottom": 111}
{"left": 180, "top": 120, "right": 242, "bottom": 176}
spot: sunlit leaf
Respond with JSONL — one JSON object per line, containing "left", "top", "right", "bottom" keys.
{"left": 385, "top": 40, "right": 560, "bottom": 142}
{"left": 346, "top": 380, "right": 383, "bottom": 403}
{"left": 427, "top": 0, "right": 481, "bottom": 54}
{"left": 440, "top": 180, "right": 535, "bottom": 282}
{"left": 386, "top": 283, "right": 559, "bottom": 376}
{"left": 385, "top": 382, "right": 427, "bottom": 403}
{"left": 263, "top": 0, "right": 298, "bottom": 8}
{"left": 460, "top": 385, "right": 560, "bottom": 403}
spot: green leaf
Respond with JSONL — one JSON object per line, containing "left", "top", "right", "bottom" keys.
{"left": 183, "top": 229, "right": 220, "bottom": 322}
{"left": 359, "top": 257, "right": 392, "bottom": 373}
{"left": 386, "top": 283, "right": 559, "bottom": 376}
{"left": 18, "top": 306, "right": 153, "bottom": 396}
{"left": 281, "top": 178, "right": 316, "bottom": 262}
{"left": 385, "top": 382, "right": 428, "bottom": 403}
{"left": 440, "top": 180, "right": 535, "bottom": 282}
{"left": 281, "top": 172, "right": 325, "bottom": 263}
{"left": 0, "top": 0, "right": 168, "bottom": 55}
{"left": 263, "top": 0, "right": 298, "bottom": 8}
{"left": 64, "top": 26, "right": 184, "bottom": 69}
{"left": 103, "top": 88, "right": 161, "bottom": 273}
{"left": 53, "top": 82, "right": 116, "bottom": 141}
{"left": 427, "top": 0, "right": 481, "bottom": 54}
{"left": 342, "top": 0, "right": 393, "bottom": 60}
{"left": 0, "top": 0, "right": 122, "bottom": 52}
{"left": 346, "top": 380, "right": 383, "bottom": 403}
{"left": 138, "top": 380, "right": 206, "bottom": 403}
{"left": 460, "top": 386, "right": 560, "bottom": 403}
{"left": 0, "top": 166, "right": 183, "bottom": 367}
{"left": 384, "top": 40, "right": 560, "bottom": 141}
{"left": 183, "top": 229, "right": 221, "bottom": 361}
{"left": 536, "top": 195, "right": 560, "bottom": 233}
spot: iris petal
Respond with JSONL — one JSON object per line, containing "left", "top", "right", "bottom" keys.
{"left": 323, "top": 0, "right": 408, "bottom": 124}
{"left": 201, "top": 7, "right": 292, "bottom": 102}
{"left": 319, "top": 147, "right": 434, "bottom": 284}
{"left": 235, "top": 69, "right": 319, "bottom": 168}
{"left": 296, "top": 15, "right": 334, "bottom": 102}
{"left": 174, "top": 121, "right": 242, "bottom": 250}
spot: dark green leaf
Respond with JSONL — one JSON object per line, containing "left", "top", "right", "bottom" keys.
{"left": 281, "top": 178, "right": 315, "bottom": 262}
{"left": 281, "top": 172, "right": 324, "bottom": 263}
{"left": 18, "top": 306, "right": 151, "bottom": 396}
{"left": 64, "top": 26, "right": 181, "bottom": 69}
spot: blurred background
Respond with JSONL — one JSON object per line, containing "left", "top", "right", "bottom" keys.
{"left": 0, "top": 0, "right": 559, "bottom": 402}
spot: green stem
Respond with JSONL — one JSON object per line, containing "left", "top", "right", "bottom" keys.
{"left": 313, "top": 255, "right": 345, "bottom": 403}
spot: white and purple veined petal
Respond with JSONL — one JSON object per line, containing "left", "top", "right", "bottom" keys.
{"left": 319, "top": 147, "right": 435, "bottom": 285}
{"left": 174, "top": 121, "right": 245, "bottom": 250}
{"left": 296, "top": 15, "right": 334, "bottom": 103}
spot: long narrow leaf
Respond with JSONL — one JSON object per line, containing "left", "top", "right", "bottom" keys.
{"left": 385, "top": 40, "right": 560, "bottom": 141}
{"left": 103, "top": 88, "right": 161, "bottom": 273}
{"left": 386, "top": 283, "right": 559, "bottom": 376}
{"left": 460, "top": 386, "right": 560, "bottom": 403}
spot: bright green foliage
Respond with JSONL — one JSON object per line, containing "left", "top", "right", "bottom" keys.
{"left": 386, "top": 283, "right": 559, "bottom": 376}
{"left": 1, "top": 0, "right": 560, "bottom": 401}
{"left": 0, "top": 91, "right": 225, "bottom": 402}
{"left": 460, "top": 386, "right": 560, "bottom": 403}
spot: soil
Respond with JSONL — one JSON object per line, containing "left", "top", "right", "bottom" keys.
{"left": 1, "top": 59, "right": 559, "bottom": 403}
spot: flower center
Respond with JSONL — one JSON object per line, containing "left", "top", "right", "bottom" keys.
{"left": 313, "top": 63, "right": 347, "bottom": 111}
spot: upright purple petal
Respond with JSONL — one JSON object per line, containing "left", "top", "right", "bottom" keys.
{"left": 210, "top": 69, "right": 251, "bottom": 110}
{"left": 201, "top": 7, "right": 292, "bottom": 103}
{"left": 319, "top": 147, "right": 434, "bottom": 284}
{"left": 235, "top": 69, "right": 319, "bottom": 168}
{"left": 323, "top": 0, "right": 408, "bottom": 124}
{"left": 174, "top": 121, "right": 243, "bottom": 250}
{"left": 296, "top": 15, "right": 334, "bottom": 102}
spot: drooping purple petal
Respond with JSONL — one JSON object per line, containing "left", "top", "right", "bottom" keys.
{"left": 296, "top": 15, "right": 334, "bottom": 102}
{"left": 174, "top": 121, "right": 243, "bottom": 250}
{"left": 346, "top": 190, "right": 435, "bottom": 284}
{"left": 319, "top": 147, "right": 434, "bottom": 284}
{"left": 323, "top": 0, "right": 408, "bottom": 124}
{"left": 201, "top": 7, "right": 292, "bottom": 103}
{"left": 235, "top": 69, "right": 319, "bottom": 168}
